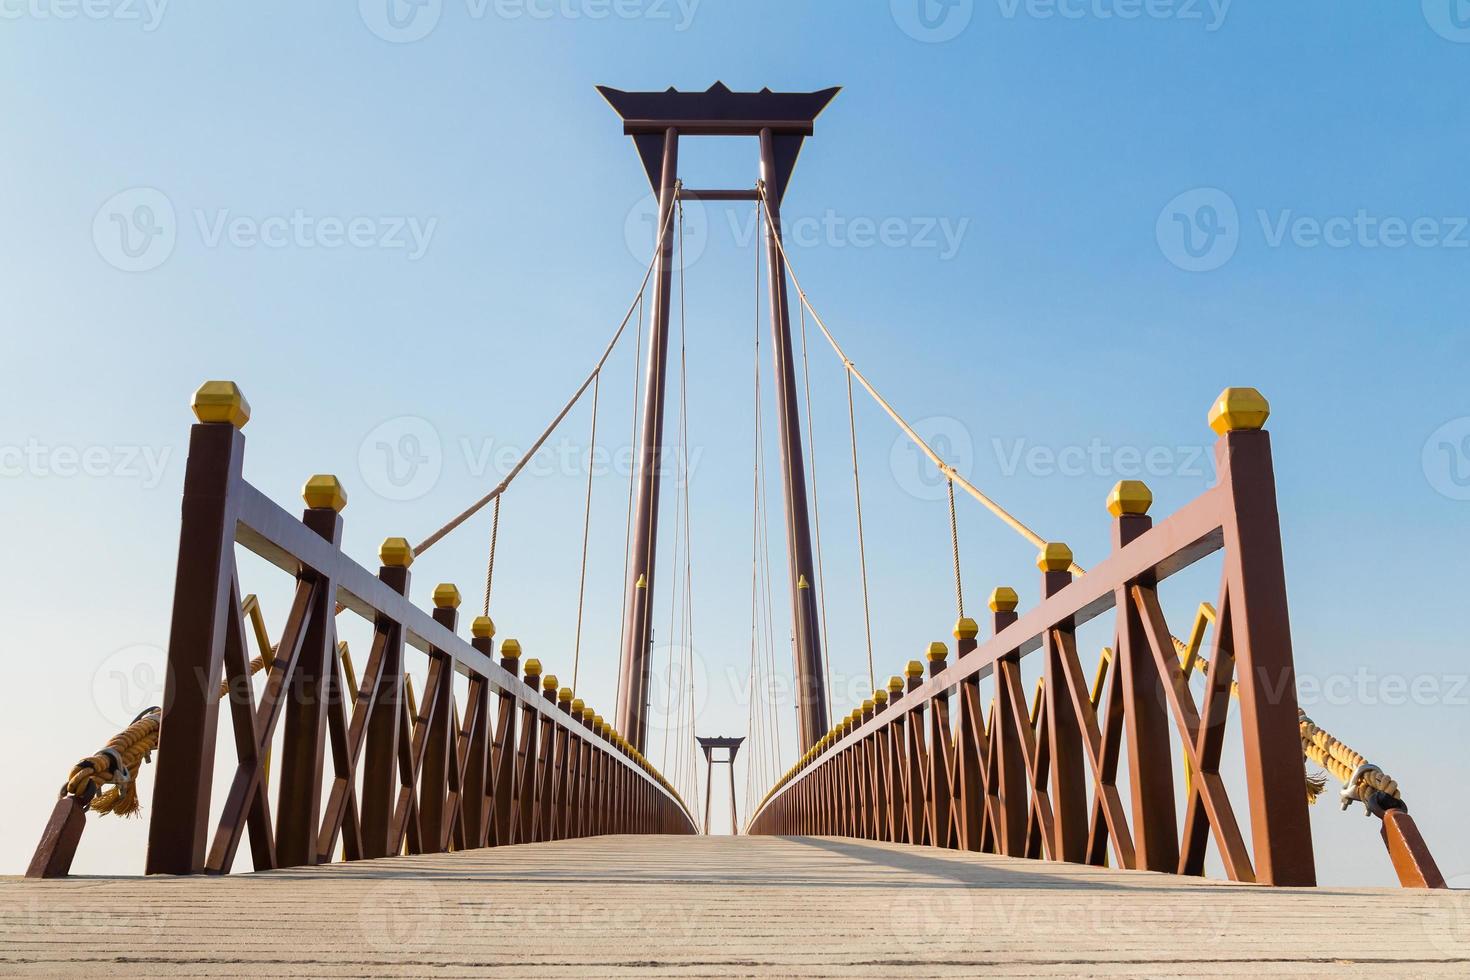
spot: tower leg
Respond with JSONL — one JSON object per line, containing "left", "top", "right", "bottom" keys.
{"left": 759, "top": 127, "right": 828, "bottom": 752}
{"left": 616, "top": 128, "right": 680, "bottom": 752}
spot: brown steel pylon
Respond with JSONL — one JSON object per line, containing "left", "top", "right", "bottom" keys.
{"left": 602, "top": 83, "right": 840, "bottom": 754}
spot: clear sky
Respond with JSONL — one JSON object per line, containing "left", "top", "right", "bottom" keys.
{"left": 2, "top": 2, "right": 1467, "bottom": 888}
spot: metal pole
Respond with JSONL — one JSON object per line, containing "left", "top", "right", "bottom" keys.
{"left": 616, "top": 128, "right": 679, "bottom": 752}
{"left": 759, "top": 127, "right": 828, "bottom": 752}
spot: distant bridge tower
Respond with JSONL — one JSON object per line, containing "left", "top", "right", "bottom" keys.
{"left": 697, "top": 736, "right": 745, "bottom": 836}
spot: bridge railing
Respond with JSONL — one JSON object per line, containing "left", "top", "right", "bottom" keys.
{"left": 29, "top": 381, "right": 695, "bottom": 878}
{"left": 748, "top": 389, "right": 1443, "bottom": 888}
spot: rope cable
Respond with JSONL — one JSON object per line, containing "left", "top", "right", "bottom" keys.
{"left": 413, "top": 195, "right": 678, "bottom": 559}
{"left": 948, "top": 477, "right": 965, "bottom": 619}
{"left": 846, "top": 367, "right": 877, "bottom": 693}
{"left": 481, "top": 495, "right": 500, "bottom": 617}
{"left": 570, "top": 371, "right": 600, "bottom": 692}
{"left": 796, "top": 294, "right": 834, "bottom": 720}
{"left": 755, "top": 187, "right": 1083, "bottom": 575}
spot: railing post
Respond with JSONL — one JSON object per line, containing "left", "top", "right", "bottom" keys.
{"left": 1039, "top": 543, "right": 1087, "bottom": 863}
{"left": 491, "top": 639, "right": 522, "bottom": 845}
{"left": 360, "top": 538, "right": 412, "bottom": 858}
{"left": 1110, "top": 481, "right": 1180, "bottom": 873}
{"left": 465, "top": 617, "right": 496, "bottom": 848}
{"left": 516, "top": 657, "right": 542, "bottom": 842}
{"left": 903, "top": 660, "right": 927, "bottom": 844}
{"left": 275, "top": 475, "right": 347, "bottom": 868}
{"left": 990, "top": 588, "right": 1027, "bottom": 858}
{"left": 417, "top": 584, "right": 460, "bottom": 854}
{"left": 953, "top": 616, "right": 984, "bottom": 851}
{"left": 886, "top": 675, "right": 905, "bottom": 841}
{"left": 1211, "top": 388, "right": 1316, "bottom": 886}
{"left": 146, "top": 381, "right": 249, "bottom": 876}
{"left": 927, "top": 643, "right": 955, "bottom": 848}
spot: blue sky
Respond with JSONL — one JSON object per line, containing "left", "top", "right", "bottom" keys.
{"left": 2, "top": 2, "right": 1467, "bottom": 887}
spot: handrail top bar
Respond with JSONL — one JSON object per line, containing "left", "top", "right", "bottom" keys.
{"left": 232, "top": 481, "right": 690, "bottom": 818}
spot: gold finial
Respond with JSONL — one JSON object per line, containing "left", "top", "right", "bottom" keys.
{"left": 191, "top": 380, "right": 250, "bottom": 428}
{"left": 1208, "top": 386, "right": 1270, "bottom": 435}
{"left": 558, "top": 687, "right": 573, "bottom": 702}
{"left": 500, "top": 638, "right": 522, "bottom": 660}
{"left": 888, "top": 675, "right": 905, "bottom": 693}
{"left": 593, "top": 714, "right": 605, "bottom": 733}
{"left": 862, "top": 699, "right": 875, "bottom": 713}
{"left": 379, "top": 537, "right": 414, "bottom": 568}
{"left": 798, "top": 574, "right": 810, "bottom": 590}
{"left": 989, "top": 586, "right": 1019, "bottom": 612}
{"left": 543, "top": 674, "right": 558, "bottom": 692}
{"left": 571, "top": 697, "right": 585, "bottom": 713}
{"left": 873, "top": 688, "right": 888, "bottom": 705}
{"left": 905, "top": 660, "right": 925, "bottom": 679}
{"left": 1106, "top": 480, "right": 1153, "bottom": 517}
{"left": 523, "top": 658, "right": 542, "bottom": 678}
{"left": 635, "top": 573, "right": 647, "bottom": 589}
{"left": 582, "top": 707, "right": 595, "bottom": 724}
{"left": 302, "top": 474, "right": 347, "bottom": 512}
{"left": 1036, "top": 542, "right": 1074, "bottom": 572}
{"left": 953, "top": 617, "right": 979, "bottom": 640}
{"left": 432, "top": 583, "right": 462, "bottom": 610}
{"left": 926, "top": 641, "right": 949, "bottom": 663}
{"left": 471, "top": 616, "right": 496, "bottom": 639}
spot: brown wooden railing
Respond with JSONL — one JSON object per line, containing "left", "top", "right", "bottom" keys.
{"left": 29, "top": 381, "right": 695, "bottom": 878}
{"left": 748, "top": 389, "right": 1445, "bottom": 888}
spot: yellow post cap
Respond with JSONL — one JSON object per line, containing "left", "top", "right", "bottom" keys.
{"left": 953, "top": 616, "right": 979, "bottom": 640}
{"left": 192, "top": 380, "right": 251, "bottom": 428}
{"left": 543, "top": 674, "right": 558, "bottom": 692}
{"left": 989, "top": 586, "right": 1019, "bottom": 612}
{"left": 303, "top": 474, "right": 347, "bottom": 512}
{"left": 500, "top": 638, "right": 522, "bottom": 659}
{"left": 1107, "top": 480, "right": 1153, "bottom": 517}
{"left": 471, "top": 616, "right": 496, "bottom": 639}
{"left": 432, "top": 583, "right": 462, "bottom": 609}
{"left": 523, "top": 657, "right": 542, "bottom": 677}
{"left": 873, "top": 688, "right": 888, "bottom": 704}
{"left": 888, "top": 675, "right": 905, "bottom": 692}
{"left": 927, "top": 641, "right": 949, "bottom": 663}
{"left": 1037, "top": 542, "right": 1074, "bottom": 572}
{"left": 593, "top": 714, "right": 604, "bottom": 730}
{"left": 558, "top": 687, "right": 574, "bottom": 701}
{"left": 1208, "top": 387, "right": 1270, "bottom": 435}
{"left": 862, "top": 699, "right": 875, "bottom": 713}
{"left": 380, "top": 537, "right": 414, "bottom": 568}
{"left": 905, "top": 659, "right": 925, "bottom": 679}
{"left": 571, "top": 698, "right": 585, "bottom": 712}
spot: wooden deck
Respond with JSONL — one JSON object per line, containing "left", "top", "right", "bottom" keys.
{"left": 2, "top": 835, "right": 1465, "bottom": 977}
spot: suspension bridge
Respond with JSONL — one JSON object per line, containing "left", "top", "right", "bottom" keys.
{"left": 9, "top": 84, "right": 1464, "bottom": 977}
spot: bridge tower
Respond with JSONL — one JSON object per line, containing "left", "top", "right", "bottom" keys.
{"left": 601, "top": 83, "right": 840, "bottom": 754}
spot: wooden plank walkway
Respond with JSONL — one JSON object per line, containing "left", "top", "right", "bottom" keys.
{"left": 2, "top": 835, "right": 1465, "bottom": 977}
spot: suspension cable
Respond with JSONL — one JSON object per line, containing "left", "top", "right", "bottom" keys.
{"left": 846, "top": 368, "right": 876, "bottom": 693}
{"left": 481, "top": 495, "right": 500, "bottom": 617}
{"left": 412, "top": 196, "right": 678, "bottom": 559}
{"left": 755, "top": 187, "right": 1084, "bottom": 575}
{"left": 615, "top": 294, "right": 645, "bottom": 705}
{"left": 947, "top": 477, "right": 965, "bottom": 619}
{"left": 570, "top": 372, "right": 600, "bottom": 692}
{"left": 796, "top": 296, "right": 834, "bottom": 720}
